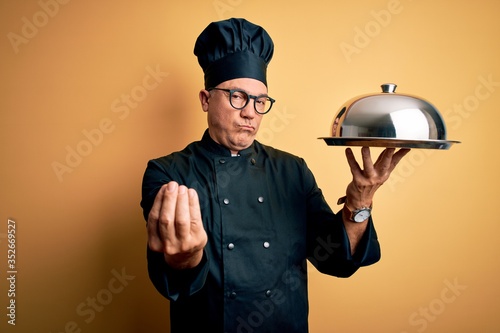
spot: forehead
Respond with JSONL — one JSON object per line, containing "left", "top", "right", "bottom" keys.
{"left": 217, "top": 78, "right": 268, "bottom": 95}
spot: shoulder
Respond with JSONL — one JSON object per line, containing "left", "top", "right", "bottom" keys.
{"left": 148, "top": 141, "right": 201, "bottom": 170}
{"left": 141, "top": 140, "right": 201, "bottom": 198}
{"left": 255, "top": 140, "right": 306, "bottom": 165}
{"left": 254, "top": 141, "right": 315, "bottom": 184}
{"left": 254, "top": 141, "right": 320, "bottom": 196}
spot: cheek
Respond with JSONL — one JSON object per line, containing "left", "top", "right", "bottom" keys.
{"left": 208, "top": 109, "right": 232, "bottom": 128}
{"left": 254, "top": 116, "right": 263, "bottom": 130}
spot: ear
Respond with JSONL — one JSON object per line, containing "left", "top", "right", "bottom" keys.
{"left": 199, "top": 89, "right": 210, "bottom": 112}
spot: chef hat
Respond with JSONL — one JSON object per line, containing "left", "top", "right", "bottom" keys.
{"left": 194, "top": 18, "right": 274, "bottom": 89}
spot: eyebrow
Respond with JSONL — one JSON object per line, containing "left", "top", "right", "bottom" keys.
{"left": 225, "top": 86, "right": 269, "bottom": 97}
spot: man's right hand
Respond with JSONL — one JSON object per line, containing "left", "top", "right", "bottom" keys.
{"left": 147, "top": 181, "right": 207, "bottom": 270}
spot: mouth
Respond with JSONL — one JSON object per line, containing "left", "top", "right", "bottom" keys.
{"left": 238, "top": 124, "right": 255, "bottom": 131}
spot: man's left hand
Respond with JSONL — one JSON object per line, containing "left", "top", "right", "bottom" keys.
{"left": 345, "top": 146, "right": 410, "bottom": 212}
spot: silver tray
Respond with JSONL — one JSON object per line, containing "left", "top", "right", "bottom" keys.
{"left": 319, "top": 137, "right": 461, "bottom": 150}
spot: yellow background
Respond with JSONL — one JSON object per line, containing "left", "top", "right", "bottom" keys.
{"left": 1, "top": 0, "right": 499, "bottom": 332}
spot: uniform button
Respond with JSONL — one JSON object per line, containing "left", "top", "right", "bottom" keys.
{"left": 263, "top": 241, "right": 270, "bottom": 248}
{"left": 229, "top": 292, "right": 237, "bottom": 299}
{"left": 265, "top": 290, "right": 272, "bottom": 297}
{"left": 250, "top": 158, "right": 256, "bottom": 165}
{"left": 227, "top": 243, "right": 235, "bottom": 250}
{"left": 258, "top": 196, "right": 264, "bottom": 203}
{"left": 223, "top": 198, "right": 230, "bottom": 205}
{"left": 219, "top": 159, "right": 226, "bottom": 164}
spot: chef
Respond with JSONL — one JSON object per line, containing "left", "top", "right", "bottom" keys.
{"left": 140, "top": 18, "right": 409, "bottom": 333}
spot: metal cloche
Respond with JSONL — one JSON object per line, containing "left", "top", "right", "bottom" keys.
{"left": 320, "top": 83, "right": 460, "bottom": 149}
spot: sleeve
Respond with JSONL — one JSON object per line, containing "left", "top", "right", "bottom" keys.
{"left": 141, "top": 158, "right": 210, "bottom": 301}
{"left": 303, "top": 161, "right": 381, "bottom": 278}
{"left": 147, "top": 247, "right": 210, "bottom": 301}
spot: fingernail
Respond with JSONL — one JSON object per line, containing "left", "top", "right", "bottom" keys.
{"left": 167, "top": 182, "right": 176, "bottom": 192}
{"left": 178, "top": 185, "right": 186, "bottom": 194}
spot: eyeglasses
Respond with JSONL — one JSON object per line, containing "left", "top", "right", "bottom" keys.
{"left": 208, "top": 88, "right": 275, "bottom": 115}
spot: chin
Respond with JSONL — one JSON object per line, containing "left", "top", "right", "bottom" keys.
{"left": 231, "top": 137, "right": 254, "bottom": 150}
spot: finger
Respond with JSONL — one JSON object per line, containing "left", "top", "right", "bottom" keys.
{"left": 188, "top": 188, "right": 202, "bottom": 225}
{"left": 147, "top": 185, "right": 167, "bottom": 251}
{"left": 374, "top": 147, "right": 395, "bottom": 164}
{"left": 374, "top": 148, "right": 395, "bottom": 172}
{"left": 345, "top": 148, "right": 362, "bottom": 177}
{"left": 361, "top": 146, "right": 375, "bottom": 176}
{"left": 188, "top": 188, "right": 205, "bottom": 237}
{"left": 158, "top": 181, "right": 179, "bottom": 244}
{"left": 390, "top": 148, "right": 411, "bottom": 169}
{"left": 148, "top": 186, "right": 165, "bottom": 223}
{"left": 174, "top": 185, "right": 191, "bottom": 239}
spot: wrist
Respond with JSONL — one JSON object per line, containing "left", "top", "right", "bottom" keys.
{"left": 337, "top": 195, "right": 372, "bottom": 210}
{"left": 344, "top": 183, "right": 374, "bottom": 210}
{"left": 338, "top": 195, "right": 373, "bottom": 223}
{"left": 164, "top": 250, "right": 204, "bottom": 270}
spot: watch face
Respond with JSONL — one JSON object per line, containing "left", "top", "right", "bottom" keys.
{"left": 354, "top": 209, "right": 371, "bottom": 222}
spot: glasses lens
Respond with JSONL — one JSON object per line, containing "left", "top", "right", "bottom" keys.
{"left": 229, "top": 90, "right": 249, "bottom": 109}
{"left": 225, "top": 89, "right": 274, "bottom": 114}
{"left": 255, "top": 96, "right": 272, "bottom": 114}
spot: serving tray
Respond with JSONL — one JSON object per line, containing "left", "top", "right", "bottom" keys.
{"left": 319, "top": 137, "right": 461, "bottom": 150}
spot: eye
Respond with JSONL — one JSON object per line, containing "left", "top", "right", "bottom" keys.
{"left": 231, "top": 91, "right": 247, "bottom": 100}
{"left": 255, "top": 97, "right": 268, "bottom": 106}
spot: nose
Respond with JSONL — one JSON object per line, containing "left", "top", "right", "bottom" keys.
{"left": 239, "top": 101, "right": 255, "bottom": 119}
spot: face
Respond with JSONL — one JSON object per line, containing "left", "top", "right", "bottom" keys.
{"left": 199, "top": 78, "right": 267, "bottom": 154}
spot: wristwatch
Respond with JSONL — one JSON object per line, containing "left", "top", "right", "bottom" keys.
{"left": 346, "top": 205, "right": 372, "bottom": 222}
{"left": 338, "top": 196, "right": 372, "bottom": 223}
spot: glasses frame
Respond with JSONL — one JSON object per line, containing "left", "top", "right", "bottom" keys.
{"left": 208, "top": 87, "right": 275, "bottom": 115}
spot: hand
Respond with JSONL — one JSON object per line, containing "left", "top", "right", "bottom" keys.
{"left": 345, "top": 147, "right": 410, "bottom": 208}
{"left": 147, "top": 181, "right": 208, "bottom": 269}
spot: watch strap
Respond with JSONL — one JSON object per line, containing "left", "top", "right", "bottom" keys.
{"left": 338, "top": 196, "right": 373, "bottom": 222}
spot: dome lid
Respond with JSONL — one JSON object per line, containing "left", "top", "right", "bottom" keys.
{"left": 320, "top": 84, "right": 460, "bottom": 149}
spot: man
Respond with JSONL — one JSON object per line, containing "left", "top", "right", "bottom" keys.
{"left": 141, "top": 18, "right": 409, "bottom": 333}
